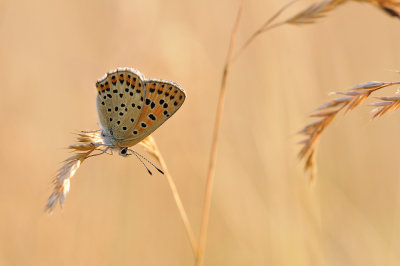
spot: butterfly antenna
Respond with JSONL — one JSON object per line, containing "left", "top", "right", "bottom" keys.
{"left": 128, "top": 149, "right": 164, "bottom": 175}
{"left": 130, "top": 151, "right": 153, "bottom": 175}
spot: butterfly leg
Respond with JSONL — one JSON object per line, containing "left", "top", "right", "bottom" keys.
{"left": 81, "top": 129, "right": 101, "bottom": 133}
{"left": 87, "top": 146, "right": 112, "bottom": 158}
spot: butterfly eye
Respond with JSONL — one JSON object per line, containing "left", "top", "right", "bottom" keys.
{"left": 119, "top": 147, "right": 128, "bottom": 157}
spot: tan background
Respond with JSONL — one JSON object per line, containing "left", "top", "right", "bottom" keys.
{"left": 1, "top": 0, "right": 400, "bottom": 265}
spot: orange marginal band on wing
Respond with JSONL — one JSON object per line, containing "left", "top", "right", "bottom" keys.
{"left": 132, "top": 81, "right": 184, "bottom": 135}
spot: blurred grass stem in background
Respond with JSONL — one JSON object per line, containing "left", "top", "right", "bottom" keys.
{"left": 196, "top": 1, "right": 244, "bottom": 264}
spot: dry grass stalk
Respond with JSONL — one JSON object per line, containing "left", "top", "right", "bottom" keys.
{"left": 356, "top": 0, "right": 400, "bottom": 17}
{"left": 46, "top": 133, "right": 198, "bottom": 257}
{"left": 285, "top": 0, "right": 347, "bottom": 24}
{"left": 47, "top": 134, "right": 198, "bottom": 256}
{"left": 371, "top": 91, "right": 400, "bottom": 119}
{"left": 298, "top": 81, "right": 400, "bottom": 181}
{"left": 196, "top": 0, "right": 362, "bottom": 263}
{"left": 234, "top": 0, "right": 398, "bottom": 61}
{"left": 196, "top": 0, "right": 400, "bottom": 261}
{"left": 45, "top": 131, "right": 104, "bottom": 212}
{"left": 139, "top": 136, "right": 198, "bottom": 256}
{"left": 233, "top": 0, "right": 299, "bottom": 60}
{"left": 195, "top": 1, "right": 244, "bottom": 265}
{"left": 285, "top": 0, "right": 399, "bottom": 25}
{"left": 234, "top": 0, "right": 347, "bottom": 60}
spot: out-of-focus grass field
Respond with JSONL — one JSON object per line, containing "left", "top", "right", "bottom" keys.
{"left": 1, "top": 0, "right": 400, "bottom": 265}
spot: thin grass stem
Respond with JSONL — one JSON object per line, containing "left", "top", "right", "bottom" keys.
{"left": 148, "top": 139, "right": 198, "bottom": 256}
{"left": 195, "top": 1, "right": 244, "bottom": 265}
{"left": 233, "top": 0, "right": 299, "bottom": 62}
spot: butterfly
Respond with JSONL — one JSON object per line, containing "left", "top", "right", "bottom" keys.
{"left": 45, "top": 67, "right": 186, "bottom": 211}
{"left": 95, "top": 68, "right": 186, "bottom": 160}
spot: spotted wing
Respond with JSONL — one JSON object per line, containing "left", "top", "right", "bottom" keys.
{"left": 95, "top": 68, "right": 146, "bottom": 140}
{"left": 120, "top": 79, "right": 186, "bottom": 145}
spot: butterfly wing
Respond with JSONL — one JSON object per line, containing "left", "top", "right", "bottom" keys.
{"left": 95, "top": 68, "right": 146, "bottom": 141}
{"left": 117, "top": 79, "right": 186, "bottom": 147}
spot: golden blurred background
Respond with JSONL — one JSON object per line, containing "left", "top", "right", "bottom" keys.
{"left": 1, "top": 0, "right": 400, "bottom": 265}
